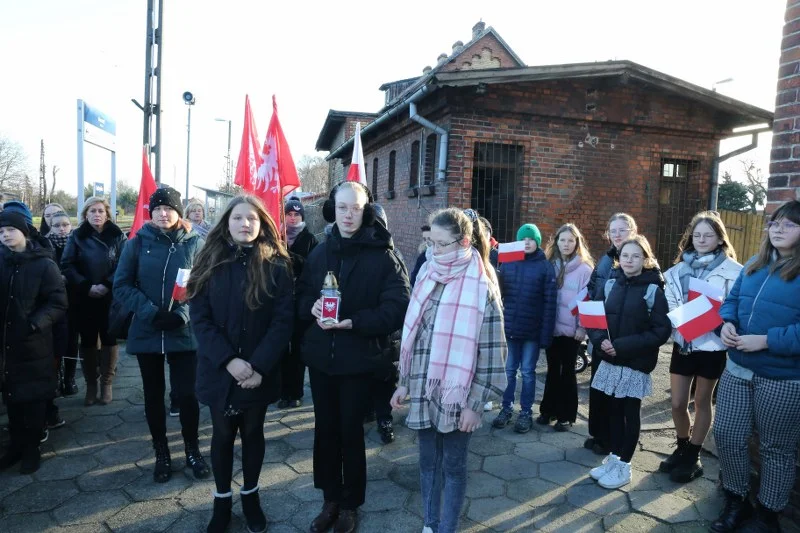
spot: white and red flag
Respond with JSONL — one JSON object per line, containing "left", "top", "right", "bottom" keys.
{"left": 498, "top": 241, "right": 526, "bottom": 263}
{"left": 578, "top": 301, "right": 608, "bottom": 330}
{"left": 234, "top": 94, "right": 262, "bottom": 193}
{"left": 171, "top": 269, "right": 191, "bottom": 303}
{"left": 688, "top": 277, "right": 724, "bottom": 308}
{"left": 667, "top": 295, "right": 723, "bottom": 342}
{"left": 345, "top": 122, "right": 367, "bottom": 185}
{"left": 130, "top": 147, "right": 158, "bottom": 239}
{"left": 569, "top": 287, "right": 590, "bottom": 316}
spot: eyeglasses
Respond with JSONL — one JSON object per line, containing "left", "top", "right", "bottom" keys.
{"left": 766, "top": 220, "right": 800, "bottom": 232}
{"left": 335, "top": 204, "right": 364, "bottom": 216}
{"left": 692, "top": 233, "right": 718, "bottom": 240}
{"left": 609, "top": 228, "right": 631, "bottom": 237}
{"left": 433, "top": 238, "right": 461, "bottom": 249}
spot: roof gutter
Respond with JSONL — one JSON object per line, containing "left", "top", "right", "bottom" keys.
{"left": 709, "top": 125, "right": 773, "bottom": 210}
{"left": 409, "top": 102, "right": 448, "bottom": 182}
{"left": 326, "top": 85, "right": 434, "bottom": 161}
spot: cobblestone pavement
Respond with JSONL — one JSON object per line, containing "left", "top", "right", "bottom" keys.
{"left": 0, "top": 345, "right": 797, "bottom": 532}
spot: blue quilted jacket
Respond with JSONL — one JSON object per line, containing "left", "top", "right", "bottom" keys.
{"left": 498, "top": 248, "right": 557, "bottom": 346}
{"left": 719, "top": 256, "right": 800, "bottom": 380}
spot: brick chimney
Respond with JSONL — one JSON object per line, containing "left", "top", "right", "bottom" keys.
{"left": 437, "top": 53, "right": 448, "bottom": 65}
{"left": 422, "top": 66, "right": 432, "bottom": 74}
{"left": 452, "top": 40, "right": 464, "bottom": 54}
{"left": 472, "top": 21, "right": 486, "bottom": 40}
{"left": 767, "top": 0, "right": 800, "bottom": 212}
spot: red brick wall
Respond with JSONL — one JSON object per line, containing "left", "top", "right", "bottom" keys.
{"left": 441, "top": 33, "right": 521, "bottom": 72}
{"left": 768, "top": 0, "right": 800, "bottom": 213}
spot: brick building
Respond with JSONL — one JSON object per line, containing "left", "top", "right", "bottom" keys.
{"left": 316, "top": 22, "right": 773, "bottom": 268}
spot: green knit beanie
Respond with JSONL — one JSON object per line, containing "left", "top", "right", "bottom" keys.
{"left": 516, "top": 223, "right": 542, "bottom": 246}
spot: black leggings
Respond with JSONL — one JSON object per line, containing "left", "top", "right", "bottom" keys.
{"left": 136, "top": 352, "right": 199, "bottom": 444}
{"left": 608, "top": 395, "right": 642, "bottom": 463}
{"left": 540, "top": 336, "right": 579, "bottom": 423}
{"left": 210, "top": 406, "right": 268, "bottom": 494}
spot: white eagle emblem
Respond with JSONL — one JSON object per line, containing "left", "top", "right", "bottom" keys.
{"left": 324, "top": 301, "right": 337, "bottom": 313}
{"left": 256, "top": 133, "right": 280, "bottom": 194}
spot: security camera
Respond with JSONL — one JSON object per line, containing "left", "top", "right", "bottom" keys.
{"left": 182, "top": 91, "right": 195, "bottom": 105}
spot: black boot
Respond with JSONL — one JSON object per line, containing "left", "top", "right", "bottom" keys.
{"left": 153, "top": 440, "right": 172, "bottom": 483}
{"left": 738, "top": 502, "right": 782, "bottom": 533}
{"left": 658, "top": 436, "right": 689, "bottom": 473}
{"left": 62, "top": 358, "right": 79, "bottom": 396}
{"left": 19, "top": 429, "right": 41, "bottom": 475}
{"left": 240, "top": 486, "right": 267, "bottom": 533}
{"left": 669, "top": 442, "right": 703, "bottom": 483}
{"left": 206, "top": 491, "right": 232, "bottom": 533}
{"left": 710, "top": 490, "right": 754, "bottom": 532}
{"left": 185, "top": 440, "right": 211, "bottom": 479}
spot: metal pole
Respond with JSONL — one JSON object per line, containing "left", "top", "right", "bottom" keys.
{"left": 110, "top": 151, "right": 117, "bottom": 221}
{"left": 77, "top": 99, "right": 85, "bottom": 215}
{"left": 142, "top": 0, "right": 153, "bottom": 152}
{"left": 154, "top": 0, "right": 164, "bottom": 183}
{"left": 185, "top": 106, "right": 192, "bottom": 200}
{"left": 226, "top": 119, "right": 232, "bottom": 188}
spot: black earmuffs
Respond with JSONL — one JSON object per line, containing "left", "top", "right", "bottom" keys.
{"left": 322, "top": 181, "right": 376, "bottom": 226}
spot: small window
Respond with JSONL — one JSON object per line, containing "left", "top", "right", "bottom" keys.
{"left": 409, "top": 141, "right": 420, "bottom": 188}
{"left": 424, "top": 134, "right": 437, "bottom": 185}
{"left": 388, "top": 151, "right": 396, "bottom": 192}
{"left": 372, "top": 158, "right": 378, "bottom": 196}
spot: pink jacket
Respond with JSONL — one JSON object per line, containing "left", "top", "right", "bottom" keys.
{"left": 553, "top": 257, "right": 593, "bottom": 337}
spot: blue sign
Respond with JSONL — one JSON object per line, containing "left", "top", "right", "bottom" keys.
{"left": 83, "top": 104, "right": 116, "bottom": 135}
{"left": 94, "top": 182, "right": 105, "bottom": 196}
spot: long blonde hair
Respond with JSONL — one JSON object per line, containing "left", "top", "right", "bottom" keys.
{"left": 546, "top": 224, "right": 595, "bottom": 288}
{"left": 186, "top": 195, "right": 290, "bottom": 310}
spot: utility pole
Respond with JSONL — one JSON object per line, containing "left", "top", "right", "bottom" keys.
{"left": 39, "top": 139, "right": 46, "bottom": 209}
{"left": 140, "top": 0, "right": 164, "bottom": 183}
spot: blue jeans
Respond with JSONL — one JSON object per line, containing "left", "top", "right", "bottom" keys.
{"left": 418, "top": 428, "right": 472, "bottom": 533}
{"left": 502, "top": 339, "right": 540, "bottom": 415}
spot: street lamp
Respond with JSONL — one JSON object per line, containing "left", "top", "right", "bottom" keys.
{"left": 183, "top": 91, "right": 195, "bottom": 201}
{"left": 215, "top": 117, "right": 232, "bottom": 190}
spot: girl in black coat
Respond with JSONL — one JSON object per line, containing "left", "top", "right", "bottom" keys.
{"left": 61, "top": 197, "right": 127, "bottom": 406}
{"left": 188, "top": 195, "right": 294, "bottom": 533}
{"left": 278, "top": 196, "right": 318, "bottom": 408}
{"left": 586, "top": 235, "right": 671, "bottom": 490}
{"left": 296, "top": 182, "right": 410, "bottom": 533}
{"left": 0, "top": 212, "right": 67, "bottom": 475}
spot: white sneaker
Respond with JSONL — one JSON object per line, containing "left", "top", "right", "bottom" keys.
{"left": 484, "top": 401, "right": 494, "bottom": 411}
{"left": 589, "top": 453, "right": 620, "bottom": 480}
{"left": 598, "top": 460, "right": 631, "bottom": 489}
{"left": 422, "top": 528, "right": 434, "bottom": 533}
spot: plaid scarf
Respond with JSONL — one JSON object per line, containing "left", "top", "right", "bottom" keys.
{"left": 400, "top": 245, "right": 490, "bottom": 417}
{"left": 47, "top": 232, "right": 70, "bottom": 250}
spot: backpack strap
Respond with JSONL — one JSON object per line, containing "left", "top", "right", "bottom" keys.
{"left": 604, "top": 277, "right": 657, "bottom": 315}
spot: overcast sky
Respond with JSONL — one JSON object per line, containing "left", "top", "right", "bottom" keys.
{"left": 0, "top": 0, "right": 786, "bottom": 203}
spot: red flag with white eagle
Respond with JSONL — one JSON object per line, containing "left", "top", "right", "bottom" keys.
{"left": 667, "top": 295, "right": 723, "bottom": 342}
{"left": 171, "top": 269, "right": 191, "bottom": 305}
{"left": 688, "top": 277, "right": 724, "bottom": 309}
{"left": 130, "top": 147, "right": 158, "bottom": 239}
{"left": 345, "top": 122, "right": 367, "bottom": 185}
{"left": 569, "top": 287, "right": 590, "bottom": 317}
{"left": 498, "top": 241, "right": 526, "bottom": 263}
{"left": 234, "top": 94, "right": 263, "bottom": 194}
{"left": 578, "top": 301, "right": 608, "bottom": 330}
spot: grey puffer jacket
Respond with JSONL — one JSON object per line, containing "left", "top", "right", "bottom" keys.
{"left": 113, "top": 223, "right": 203, "bottom": 354}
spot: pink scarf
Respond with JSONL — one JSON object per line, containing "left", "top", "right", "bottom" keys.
{"left": 400, "top": 246, "right": 490, "bottom": 414}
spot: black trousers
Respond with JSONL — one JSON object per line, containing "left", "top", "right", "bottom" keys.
{"left": 540, "top": 336, "right": 579, "bottom": 424}
{"left": 587, "top": 353, "right": 611, "bottom": 445}
{"left": 309, "top": 368, "right": 371, "bottom": 510}
{"left": 77, "top": 296, "right": 117, "bottom": 347}
{"left": 279, "top": 329, "right": 306, "bottom": 401}
{"left": 608, "top": 396, "right": 642, "bottom": 463}
{"left": 5, "top": 398, "right": 46, "bottom": 450}
{"left": 136, "top": 352, "right": 199, "bottom": 444}
{"left": 210, "top": 406, "right": 268, "bottom": 494}
{"left": 371, "top": 361, "right": 397, "bottom": 423}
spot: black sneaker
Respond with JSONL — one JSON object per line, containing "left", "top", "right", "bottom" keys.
{"left": 669, "top": 456, "right": 704, "bottom": 483}
{"left": 286, "top": 399, "right": 302, "bottom": 408}
{"left": 169, "top": 402, "right": 180, "bottom": 417}
{"left": 492, "top": 408, "right": 514, "bottom": 428}
{"left": 276, "top": 399, "right": 290, "bottom": 409}
{"left": 47, "top": 414, "right": 66, "bottom": 430}
{"left": 658, "top": 438, "right": 689, "bottom": 473}
{"left": 536, "top": 414, "right": 555, "bottom": 425}
{"left": 514, "top": 413, "right": 533, "bottom": 434}
{"left": 553, "top": 421, "right": 572, "bottom": 432}
{"left": 377, "top": 420, "right": 395, "bottom": 444}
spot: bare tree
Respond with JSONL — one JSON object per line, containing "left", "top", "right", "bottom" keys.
{"left": 297, "top": 155, "right": 329, "bottom": 194}
{"left": 0, "top": 135, "right": 29, "bottom": 192}
{"left": 50, "top": 165, "right": 59, "bottom": 203}
{"left": 739, "top": 159, "right": 767, "bottom": 213}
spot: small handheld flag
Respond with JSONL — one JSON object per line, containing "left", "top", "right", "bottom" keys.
{"left": 498, "top": 241, "right": 526, "bottom": 263}
{"left": 170, "top": 269, "right": 191, "bottom": 308}
{"left": 667, "top": 295, "right": 723, "bottom": 342}
{"left": 688, "top": 277, "right": 724, "bottom": 308}
{"left": 570, "top": 287, "right": 590, "bottom": 316}
{"left": 578, "top": 301, "right": 608, "bottom": 330}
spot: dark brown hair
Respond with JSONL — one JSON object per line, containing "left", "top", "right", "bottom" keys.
{"left": 430, "top": 208, "right": 497, "bottom": 286}
{"left": 745, "top": 200, "right": 800, "bottom": 281}
{"left": 673, "top": 210, "right": 736, "bottom": 264}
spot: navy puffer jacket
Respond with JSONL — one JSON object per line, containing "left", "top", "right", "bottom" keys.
{"left": 498, "top": 248, "right": 557, "bottom": 346}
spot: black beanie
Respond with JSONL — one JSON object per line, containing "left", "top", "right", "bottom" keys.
{"left": 149, "top": 186, "right": 183, "bottom": 218}
{"left": 0, "top": 211, "right": 30, "bottom": 237}
{"left": 284, "top": 196, "right": 304, "bottom": 219}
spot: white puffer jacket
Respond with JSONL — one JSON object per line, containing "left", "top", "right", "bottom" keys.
{"left": 664, "top": 257, "right": 742, "bottom": 352}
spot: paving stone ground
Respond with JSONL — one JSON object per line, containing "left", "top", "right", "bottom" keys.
{"left": 0, "top": 344, "right": 797, "bottom": 532}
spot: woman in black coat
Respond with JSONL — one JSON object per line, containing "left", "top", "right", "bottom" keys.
{"left": 61, "top": 197, "right": 126, "bottom": 406}
{"left": 296, "top": 182, "right": 410, "bottom": 533}
{"left": 278, "top": 196, "right": 318, "bottom": 408}
{"left": 0, "top": 212, "right": 67, "bottom": 475}
{"left": 188, "top": 195, "right": 294, "bottom": 533}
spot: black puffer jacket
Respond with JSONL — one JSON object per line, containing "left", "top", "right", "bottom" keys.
{"left": 288, "top": 226, "right": 318, "bottom": 279}
{"left": 191, "top": 246, "right": 294, "bottom": 411}
{"left": 587, "top": 246, "right": 619, "bottom": 300}
{"left": 586, "top": 268, "right": 671, "bottom": 374}
{"left": 296, "top": 223, "right": 410, "bottom": 375}
{"left": 0, "top": 241, "right": 67, "bottom": 403}
{"left": 61, "top": 221, "right": 127, "bottom": 296}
